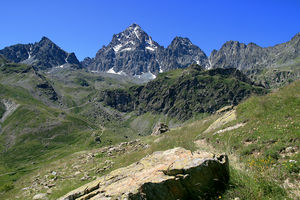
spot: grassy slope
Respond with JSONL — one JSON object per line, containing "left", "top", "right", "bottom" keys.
{"left": 0, "top": 83, "right": 100, "bottom": 190}
{"left": 0, "top": 64, "right": 150, "bottom": 194}
{"left": 0, "top": 58, "right": 298, "bottom": 199}
{"left": 113, "top": 80, "right": 299, "bottom": 199}
{"left": 2, "top": 80, "right": 299, "bottom": 199}
{"left": 84, "top": 80, "right": 300, "bottom": 199}
{"left": 199, "top": 80, "right": 300, "bottom": 199}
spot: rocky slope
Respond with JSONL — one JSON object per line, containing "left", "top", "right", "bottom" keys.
{"left": 0, "top": 37, "right": 81, "bottom": 70}
{"left": 209, "top": 32, "right": 300, "bottom": 71}
{"left": 58, "top": 147, "right": 229, "bottom": 200}
{"left": 99, "top": 64, "right": 267, "bottom": 120}
{"left": 83, "top": 24, "right": 208, "bottom": 77}
{"left": 0, "top": 61, "right": 59, "bottom": 104}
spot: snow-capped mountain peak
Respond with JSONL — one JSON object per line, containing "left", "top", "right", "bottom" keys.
{"left": 110, "top": 24, "right": 159, "bottom": 53}
{"left": 85, "top": 23, "right": 208, "bottom": 79}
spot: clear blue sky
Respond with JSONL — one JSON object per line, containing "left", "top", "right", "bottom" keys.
{"left": 0, "top": 0, "right": 299, "bottom": 61}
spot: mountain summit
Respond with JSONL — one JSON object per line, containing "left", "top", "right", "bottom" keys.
{"left": 209, "top": 32, "right": 300, "bottom": 71}
{"left": 0, "top": 37, "right": 81, "bottom": 70}
{"left": 83, "top": 24, "right": 208, "bottom": 78}
{"left": 110, "top": 23, "right": 160, "bottom": 53}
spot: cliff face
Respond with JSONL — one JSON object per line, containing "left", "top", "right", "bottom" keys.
{"left": 99, "top": 65, "right": 267, "bottom": 120}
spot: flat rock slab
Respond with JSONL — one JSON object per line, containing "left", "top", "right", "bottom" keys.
{"left": 58, "top": 147, "right": 229, "bottom": 200}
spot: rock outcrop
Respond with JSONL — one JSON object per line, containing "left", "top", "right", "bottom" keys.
{"left": 0, "top": 99, "right": 19, "bottom": 123}
{"left": 58, "top": 147, "right": 229, "bottom": 200}
{"left": 151, "top": 123, "right": 169, "bottom": 135}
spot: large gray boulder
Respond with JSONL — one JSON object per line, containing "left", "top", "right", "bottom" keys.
{"left": 58, "top": 147, "right": 229, "bottom": 200}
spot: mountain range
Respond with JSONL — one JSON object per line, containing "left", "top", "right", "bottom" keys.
{"left": 0, "top": 24, "right": 299, "bottom": 200}
{"left": 1, "top": 24, "right": 299, "bottom": 83}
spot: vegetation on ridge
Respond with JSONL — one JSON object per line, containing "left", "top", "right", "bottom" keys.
{"left": 100, "top": 65, "right": 267, "bottom": 120}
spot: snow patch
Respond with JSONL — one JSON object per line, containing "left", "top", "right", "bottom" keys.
{"left": 207, "top": 59, "right": 213, "bottom": 69}
{"left": 107, "top": 68, "right": 127, "bottom": 76}
{"left": 159, "top": 66, "right": 163, "bottom": 73}
{"left": 149, "top": 71, "right": 156, "bottom": 79}
{"left": 148, "top": 37, "right": 153, "bottom": 46}
{"left": 107, "top": 68, "right": 117, "bottom": 74}
{"left": 55, "top": 65, "right": 64, "bottom": 68}
{"left": 117, "top": 71, "right": 127, "bottom": 76}
{"left": 121, "top": 47, "right": 132, "bottom": 52}
{"left": 27, "top": 51, "right": 32, "bottom": 59}
{"left": 146, "top": 46, "right": 155, "bottom": 51}
{"left": 27, "top": 46, "right": 33, "bottom": 59}
{"left": 65, "top": 54, "right": 69, "bottom": 63}
{"left": 134, "top": 71, "right": 156, "bottom": 80}
{"left": 113, "top": 44, "right": 123, "bottom": 52}
{"left": 133, "top": 26, "right": 140, "bottom": 40}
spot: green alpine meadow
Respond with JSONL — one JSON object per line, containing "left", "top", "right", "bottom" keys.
{"left": 0, "top": 1, "right": 299, "bottom": 199}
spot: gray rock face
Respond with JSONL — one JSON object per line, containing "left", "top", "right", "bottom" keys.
{"left": 58, "top": 147, "right": 229, "bottom": 200}
{"left": 152, "top": 123, "right": 169, "bottom": 135}
{"left": 209, "top": 32, "right": 300, "bottom": 71}
{"left": 159, "top": 36, "right": 208, "bottom": 71}
{"left": 83, "top": 24, "right": 208, "bottom": 77}
{"left": 0, "top": 37, "right": 81, "bottom": 70}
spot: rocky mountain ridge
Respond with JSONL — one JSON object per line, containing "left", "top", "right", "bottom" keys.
{"left": 83, "top": 24, "right": 208, "bottom": 78}
{"left": 99, "top": 65, "right": 267, "bottom": 120}
{"left": 0, "top": 37, "right": 81, "bottom": 70}
{"left": 209, "top": 32, "right": 300, "bottom": 71}
{"left": 84, "top": 24, "right": 299, "bottom": 79}
{"left": 1, "top": 24, "right": 299, "bottom": 84}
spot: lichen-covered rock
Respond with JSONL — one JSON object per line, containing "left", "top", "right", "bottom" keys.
{"left": 58, "top": 147, "right": 229, "bottom": 200}
{"left": 33, "top": 193, "right": 48, "bottom": 200}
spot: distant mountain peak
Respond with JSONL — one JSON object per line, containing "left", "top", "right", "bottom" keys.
{"left": 169, "top": 37, "right": 193, "bottom": 48}
{"left": 40, "top": 36, "right": 51, "bottom": 42}
{"left": 109, "top": 24, "right": 159, "bottom": 54}
{"left": 0, "top": 37, "right": 81, "bottom": 70}
{"left": 291, "top": 32, "right": 300, "bottom": 42}
{"left": 85, "top": 23, "right": 209, "bottom": 78}
{"left": 127, "top": 23, "right": 141, "bottom": 30}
